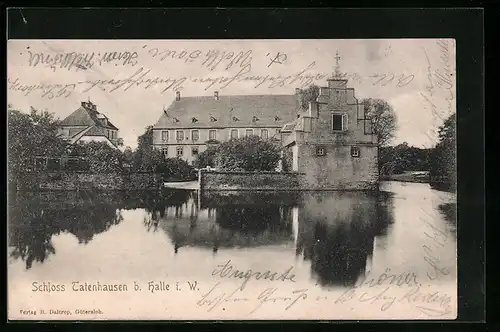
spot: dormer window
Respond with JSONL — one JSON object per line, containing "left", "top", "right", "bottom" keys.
{"left": 210, "top": 116, "right": 217, "bottom": 122}
{"left": 173, "top": 117, "right": 180, "bottom": 123}
{"left": 191, "top": 117, "right": 198, "bottom": 123}
{"left": 252, "top": 116, "right": 259, "bottom": 122}
{"left": 232, "top": 116, "right": 239, "bottom": 122}
{"left": 274, "top": 116, "right": 281, "bottom": 121}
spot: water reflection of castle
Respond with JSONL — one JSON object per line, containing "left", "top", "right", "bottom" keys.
{"left": 155, "top": 190, "right": 394, "bottom": 287}
{"left": 9, "top": 189, "right": 394, "bottom": 287}
{"left": 156, "top": 192, "right": 298, "bottom": 253}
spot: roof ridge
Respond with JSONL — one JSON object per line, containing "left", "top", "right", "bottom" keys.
{"left": 175, "top": 94, "right": 295, "bottom": 98}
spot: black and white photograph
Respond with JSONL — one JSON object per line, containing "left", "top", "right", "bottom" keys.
{"left": 7, "top": 38, "right": 457, "bottom": 320}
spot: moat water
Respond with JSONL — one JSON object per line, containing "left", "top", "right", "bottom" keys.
{"left": 8, "top": 181, "right": 457, "bottom": 319}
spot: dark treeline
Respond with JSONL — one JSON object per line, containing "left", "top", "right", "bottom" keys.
{"left": 379, "top": 113, "right": 456, "bottom": 192}
{"left": 379, "top": 143, "right": 432, "bottom": 175}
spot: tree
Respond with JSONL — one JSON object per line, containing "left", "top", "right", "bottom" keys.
{"left": 157, "top": 158, "right": 195, "bottom": 181}
{"left": 378, "top": 143, "right": 431, "bottom": 175}
{"left": 193, "top": 146, "right": 218, "bottom": 169}
{"left": 361, "top": 98, "right": 397, "bottom": 147}
{"left": 8, "top": 106, "right": 67, "bottom": 187}
{"left": 298, "top": 85, "right": 320, "bottom": 111}
{"left": 214, "top": 136, "right": 281, "bottom": 171}
{"left": 133, "top": 126, "right": 163, "bottom": 172}
{"left": 429, "top": 113, "right": 456, "bottom": 189}
{"left": 69, "top": 141, "right": 123, "bottom": 173}
{"left": 122, "top": 146, "right": 135, "bottom": 166}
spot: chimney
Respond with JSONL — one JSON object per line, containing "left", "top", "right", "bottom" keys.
{"left": 175, "top": 91, "right": 180, "bottom": 101}
{"left": 214, "top": 91, "right": 219, "bottom": 100}
{"left": 309, "top": 101, "right": 319, "bottom": 118}
{"left": 81, "top": 101, "right": 87, "bottom": 107}
{"left": 295, "top": 88, "right": 301, "bottom": 95}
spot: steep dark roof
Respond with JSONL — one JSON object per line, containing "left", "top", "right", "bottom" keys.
{"left": 83, "top": 126, "right": 107, "bottom": 136}
{"left": 59, "top": 105, "right": 119, "bottom": 130}
{"left": 153, "top": 94, "right": 299, "bottom": 129}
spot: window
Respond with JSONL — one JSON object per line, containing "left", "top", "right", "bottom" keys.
{"left": 176, "top": 146, "right": 184, "bottom": 157}
{"left": 192, "top": 130, "right": 199, "bottom": 141}
{"left": 261, "top": 129, "right": 269, "bottom": 139}
{"left": 161, "top": 130, "right": 169, "bottom": 141}
{"left": 162, "top": 147, "right": 168, "bottom": 157}
{"left": 192, "top": 146, "right": 199, "bottom": 156}
{"left": 230, "top": 129, "right": 238, "bottom": 139}
{"left": 245, "top": 129, "right": 253, "bottom": 137}
{"left": 316, "top": 147, "right": 326, "bottom": 156}
{"left": 176, "top": 130, "right": 184, "bottom": 141}
{"left": 276, "top": 128, "right": 280, "bottom": 135}
{"left": 107, "top": 129, "right": 110, "bottom": 138}
{"left": 332, "top": 113, "right": 348, "bottom": 131}
{"left": 351, "top": 146, "right": 360, "bottom": 158}
{"left": 209, "top": 130, "right": 217, "bottom": 140}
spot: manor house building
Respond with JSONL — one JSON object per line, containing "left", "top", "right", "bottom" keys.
{"left": 152, "top": 90, "right": 299, "bottom": 164}
{"left": 153, "top": 53, "right": 379, "bottom": 191}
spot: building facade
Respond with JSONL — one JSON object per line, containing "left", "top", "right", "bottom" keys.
{"left": 281, "top": 73, "right": 379, "bottom": 190}
{"left": 57, "top": 100, "right": 120, "bottom": 149}
{"left": 152, "top": 91, "right": 300, "bottom": 164}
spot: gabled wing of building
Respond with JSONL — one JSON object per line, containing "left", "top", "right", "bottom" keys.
{"left": 70, "top": 125, "right": 118, "bottom": 149}
{"left": 58, "top": 101, "right": 120, "bottom": 149}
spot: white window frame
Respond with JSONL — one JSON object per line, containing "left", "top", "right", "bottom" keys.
{"left": 176, "top": 130, "right": 184, "bottom": 141}
{"left": 162, "top": 147, "right": 168, "bottom": 157}
{"left": 209, "top": 129, "right": 217, "bottom": 140}
{"left": 316, "top": 147, "right": 326, "bottom": 156}
{"left": 261, "top": 129, "right": 269, "bottom": 139}
{"left": 230, "top": 129, "right": 239, "bottom": 139}
{"left": 191, "top": 146, "right": 199, "bottom": 156}
{"left": 191, "top": 129, "right": 200, "bottom": 141}
{"left": 332, "top": 112, "right": 348, "bottom": 132}
{"left": 161, "top": 130, "right": 169, "bottom": 142}
{"left": 351, "top": 146, "right": 360, "bottom": 158}
{"left": 176, "top": 146, "right": 183, "bottom": 157}
{"left": 245, "top": 128, "right": 254, "bottom": 137}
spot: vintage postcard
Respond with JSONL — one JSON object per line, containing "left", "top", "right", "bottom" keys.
{"left": 7, "top": 39, "right": 457, "bottom": 320}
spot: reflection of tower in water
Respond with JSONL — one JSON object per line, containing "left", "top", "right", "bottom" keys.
{"left": 295, "top": 191, "right": 393, "bottom": 287}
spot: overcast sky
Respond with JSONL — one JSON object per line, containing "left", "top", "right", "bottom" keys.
{"left": 7, "top": 39, "right": 456, "bottom": 149}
